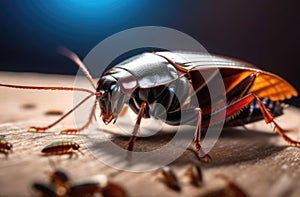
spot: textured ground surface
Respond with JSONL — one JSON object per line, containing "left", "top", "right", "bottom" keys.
{"left": 0, "top": 72, "right": 300, "bottom": 197}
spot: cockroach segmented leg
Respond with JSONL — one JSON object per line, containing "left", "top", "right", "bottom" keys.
{"left": 29, "top": 93, "right": 96, "bottom": 133}
{"left": 60, "top": 99, "right": 97, "bottom": 134}
{"left": 194, "top": 108, "right": 212, "bottom": 162}
{"left": 126, "top": 101, "right": 147, "bottom": 159}
{"left": 226, "top": 93, "right": 300, "bottom": 146}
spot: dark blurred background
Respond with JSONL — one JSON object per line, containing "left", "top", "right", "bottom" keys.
{"left": 0, "top": 0, "right": 299, "bottom": 107}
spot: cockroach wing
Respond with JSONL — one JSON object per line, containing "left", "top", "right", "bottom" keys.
{"left": 114, "top": 53, "right": 178, "bottom": 88}
{"left": 248, "top": 71, "right": 298, "bottom": 101}
{"left": 156, "top": 51, "right": 298, "bottom": 101}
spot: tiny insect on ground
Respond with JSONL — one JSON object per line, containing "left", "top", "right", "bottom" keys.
{"left": 0, "top": 135, "right": 13, "bottom": 156}
{"left": 44, "top": 110, "right": 64, "bottom": 116}
{"left": 185, "top": 163, "right": 203, "bottom": 187}
{"left": 41, "top": 141, "right": 84, "bottom": 156}
{"left": 0, "top": 48, "right": 299, "bottom": 160}
{"left": 198, "top": 175, "right": 248, "bottom": 197}
{"left": 159, "top": 166, "right": 181, "bottom": 192}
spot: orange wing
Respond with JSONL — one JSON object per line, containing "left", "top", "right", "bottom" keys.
{"left": 248, "top": 70, "right": 298, "bottom": 101}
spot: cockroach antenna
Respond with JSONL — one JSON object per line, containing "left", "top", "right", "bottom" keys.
{"left": 57, "top": 47, "right": 96, "bottom": 90}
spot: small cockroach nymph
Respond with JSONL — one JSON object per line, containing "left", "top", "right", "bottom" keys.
{"left": 0, "top": 136, "right": 13, "bottom": 155}
{"left": 159, "top": 166, "right": 181, "bottom": 192}
{"left": 0, "top": 48, "right": 299, "bottom": 160}
{"left": 44, "top": 109, "right": 64, "bottom": 116}
{"left": 198, "top": 175, "right": 248, "bottom": 197}
{"left": 41, "top": 141, "right": 84, "bottom": 156}
{"left": 185, "top": 164, "right": 203, "bottom": 187}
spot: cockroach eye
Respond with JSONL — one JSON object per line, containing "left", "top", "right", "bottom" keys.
{"left": 73, "top": 144, "right": 80, "bottom": 150}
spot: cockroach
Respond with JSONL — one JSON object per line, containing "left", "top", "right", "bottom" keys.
{"left": 44, "top": 110, "right": 64, "bottom": 116}
{"left": 41, "top": 141, "right": 83, "bottom": 156}
{"left": 198, "top": 175, "right": 248, "bottom": 197}
{"left": 101, "top": 182, "right": 128, "bottom": 197}
{"left": 0, "top": 49, "right": 298, "bottom": 160}
{"left": 0, "top": 136, "right": 13, "bottom": 155}
{"left": 159, "top": 166, "right": 181, "bottom": 192}
{"left": 185, "top": 164, "right": 203, "bottom": 187}
{"left": 68, "top": 182, "right": 101, "bottom": 197}
{"left": 21, "top": 103, "right": 36, "bottom": 109}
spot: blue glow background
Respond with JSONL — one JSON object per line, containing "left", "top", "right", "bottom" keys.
{"left": 0, "top": 0, "right": 299, "bottom": 106}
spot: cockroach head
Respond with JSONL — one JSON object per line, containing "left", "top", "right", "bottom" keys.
{"left": 96, "top": 75, "right": 126, "bottom": 124}
{"left": 6, "top": 143, "right": 13, "bottom": 151}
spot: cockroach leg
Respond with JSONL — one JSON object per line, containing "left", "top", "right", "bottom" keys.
{"left": 127, "top": 101, "right": 147, "bottom": 153}
{"left": 28, "top": 93, "right": 95, "bottom": 133}
{"left": 118, "top": 105, "right": 129, "bottom": 117}
{"left": 223, "top": 93, "right": 300, "bottom": 146}
{"left": 194, "top": 108, "right": 212, "bottom": 162}
{"left": 61, "top": 99, "right": 97, "bottom": 134}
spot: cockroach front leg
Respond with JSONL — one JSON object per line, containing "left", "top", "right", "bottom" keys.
{"left": 194, "top": 108, "right": 212, "bottom": 162}
{"left": 28, "top": 94, "right": 95, "bottom": 133}
{"left": 127, "top": 101, "right": 147, "bottom": 152}
{"left": 60, "top": 100, "right": 97, "bottom": 134}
